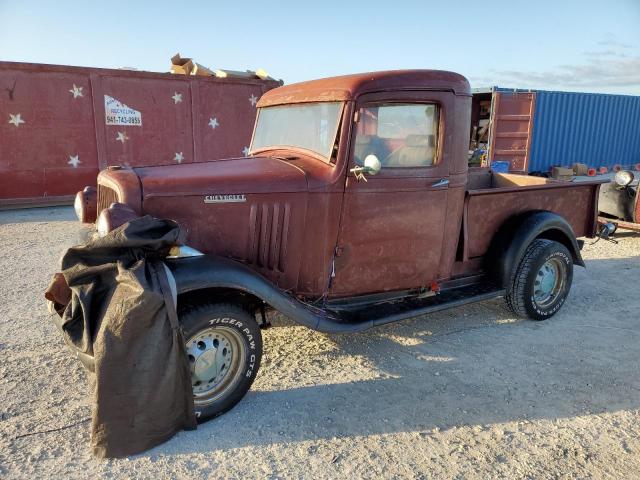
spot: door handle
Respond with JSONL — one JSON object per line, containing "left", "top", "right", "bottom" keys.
{"left": 431, "top": 178, "right": 449, "bottom": 188}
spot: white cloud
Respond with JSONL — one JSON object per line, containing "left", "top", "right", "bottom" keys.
{"left": 469, "top": 44, "right": 640, "bottom": 94}
{"left": 597, "top": 32, "right": 633, "bottom": 49}
{"left": 471, "top": 51, "right": 640, "bottom": 94}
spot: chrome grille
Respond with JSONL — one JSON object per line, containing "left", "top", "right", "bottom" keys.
{"left": 97, "top": 185, "right": 119, "bottom": 214}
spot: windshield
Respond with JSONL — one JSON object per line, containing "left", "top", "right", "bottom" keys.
{"left": 251, "top": 102, "right": 343, "bottom": 160}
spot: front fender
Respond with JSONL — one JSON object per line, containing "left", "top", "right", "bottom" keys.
{"left": 165, "top": 255, "right": 373, "bottom": 333}
{"left": 489, "top": 211, "right": 585, "bottom": 289}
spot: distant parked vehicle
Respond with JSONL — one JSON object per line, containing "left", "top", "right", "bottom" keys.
{"left": 598, "top": 170, "right": 640, "bottom": 233}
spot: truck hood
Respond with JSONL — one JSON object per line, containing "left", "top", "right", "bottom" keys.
{"left": 134, "top": 156, "right": 308, "bottom": 198}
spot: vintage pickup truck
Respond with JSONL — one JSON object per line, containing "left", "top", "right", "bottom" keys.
{"left": 73, "top": 70, "right": 604, "bottom": 421}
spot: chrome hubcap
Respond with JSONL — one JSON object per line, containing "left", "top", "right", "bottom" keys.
{"left": 186, "top": 326, "right": 245, "bottom": 405}
{"left": 533, "top": 258, "right": 565, "bottom": 307}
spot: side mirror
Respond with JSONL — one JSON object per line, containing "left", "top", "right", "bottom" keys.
{"left": 350, "top": 154, "right": 381, "bottom": 182}
{"left": 363, "top": 154, "right": 381, "bottom": 175}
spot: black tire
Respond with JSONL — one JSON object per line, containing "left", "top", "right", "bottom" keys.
{"left": 179, "top": 303, "right": 262, "bottom": 422}
{"left": 505, "top": 239, "right": 573, "bottom": 320}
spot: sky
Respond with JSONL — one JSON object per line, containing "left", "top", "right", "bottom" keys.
{"left": 1, "top": 0, "right": 639, "bottom": 94}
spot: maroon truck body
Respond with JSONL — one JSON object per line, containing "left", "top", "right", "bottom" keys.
{"left": 62, "top": 70, "right": 608, "bottom": 424}
{"left": 90, "top": 70, "right": 602, "bottom": 301}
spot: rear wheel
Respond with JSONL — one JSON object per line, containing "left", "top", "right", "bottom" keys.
{"left": 506, "top": 239, "right": 573, "bottom": 320}
{"left": 179, "top": 303, "right": 262, "bottom": 422}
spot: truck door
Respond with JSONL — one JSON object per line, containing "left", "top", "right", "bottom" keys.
{"left": 330, "top": 93, "right": 451, "bottom": 297}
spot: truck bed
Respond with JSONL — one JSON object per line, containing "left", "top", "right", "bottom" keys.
{"left": 463, "top": 171, "right": 603, "bottom": 260}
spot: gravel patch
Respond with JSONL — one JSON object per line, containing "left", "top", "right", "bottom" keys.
{"left": 1, "top": 207, "right": 639, "bottom": 478}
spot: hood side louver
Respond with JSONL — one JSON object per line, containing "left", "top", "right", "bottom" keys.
{"left": 248, "top": 203, "right": 291, "bottom": 272}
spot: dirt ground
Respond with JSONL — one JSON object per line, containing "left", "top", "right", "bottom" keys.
{"left": 1, "top": 206, "right": 639, "bottom": 479}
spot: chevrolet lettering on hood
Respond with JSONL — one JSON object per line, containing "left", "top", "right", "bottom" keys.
{"left": 204, "top": 194, "right": 246, "bottom": 204}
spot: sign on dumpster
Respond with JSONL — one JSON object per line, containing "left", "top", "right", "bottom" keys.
{"left": 104, "top": 95, "right": 142, "bottom": 126}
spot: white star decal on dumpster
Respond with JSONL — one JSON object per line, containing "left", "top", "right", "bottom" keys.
{"left": 208, "top": 117, "right": 219, "bottom": 129}
{"left": 67, "top": 155, "right": 81, "bottom": 168}
{"left": 172, "top": 92, "right": 182, "bottom": 104}
{"left": 249, "top": 94, "right": 258, "bottom": 107}
{"left": 8, "top": 113, "right": 25, "bottom": 127}
{"left": 116, "top": 131, "right": 129, "bottom": 143}
{"left": 242, "top": 146, "right": 250, "bottom": 156}
{"left": 69, "top": 84, "right": 84, "bottom": 99}
{"left": 174, "top": 152, "right": 184, "bottom": 163}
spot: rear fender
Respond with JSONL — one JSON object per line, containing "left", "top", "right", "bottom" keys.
{"left": 489, "top": 211, "right": 585, "bottom": 289}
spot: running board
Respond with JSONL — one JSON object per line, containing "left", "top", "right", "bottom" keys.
{"left": 333, "top": 283, "right": 505, "bottom": 329}
{"left": 168, "top": 255, "right": 504, "bottom": 335}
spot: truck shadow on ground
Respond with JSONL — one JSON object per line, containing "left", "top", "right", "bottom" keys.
{"left": 148, "top": 256, "right": 640, "bottom": 456}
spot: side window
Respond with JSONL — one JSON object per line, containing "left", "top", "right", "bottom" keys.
{"left": 354, "top": 103, "right": 439, "bottom": 168}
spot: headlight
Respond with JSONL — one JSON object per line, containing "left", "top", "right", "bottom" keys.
{"left": 96, "top": 203, "right": 139, "bottom": 237}
{"left": 614, "top": 170, "right": 634, "bottom": 187}
{"left": 96, "top": 209, "right": 111, "bottom": 237}
{"left": 74, "top": 186, "right": 97, "bottom": 223}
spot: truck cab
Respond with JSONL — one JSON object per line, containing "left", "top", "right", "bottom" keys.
{"left": 90, "top": 71, "right": 476, "bottom": 297}
{"left": 71, "top": 70, "right": 604, "bottom": 422}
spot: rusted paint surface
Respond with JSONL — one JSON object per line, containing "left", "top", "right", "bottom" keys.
{"left": 466, "top": 180, "right": 602, "bottom": 258}
{"left": 129, "top": 153, "right": 345, "bottom": 294}
{"left": 331, "top": 185, "right": 449, "bottom": 295}
{"left": 436, "top": 179, "right": 466, "bottom": 279}
{"left": 257, "top": 70, "right": 471, "bottom": 107}
{"left": 97, "top": 167, "right": 143, "bottom": 214}
{"left": 0, "top": 61, "right": 280, "bottom": 205}
{"left": 143, "top": 191, "right": 308, "bottom": 291}
{"left": 136, "top": 157, "right": 307, "bottom": 196}
{"left": 328, "top": 88, "right": 471, "bottom": 296}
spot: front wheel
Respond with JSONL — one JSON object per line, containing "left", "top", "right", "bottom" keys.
{"left": 179, "top": 303, "right": 262, "bottom": 422}
{"left": 506, "top": 239, "right": 573, "bottom": 320}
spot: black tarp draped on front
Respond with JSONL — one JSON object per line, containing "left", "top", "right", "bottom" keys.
{"left": 47, "top": 216, "right": 197, "bottom": 458}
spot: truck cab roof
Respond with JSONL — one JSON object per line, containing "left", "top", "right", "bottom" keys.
{"left": 257, "top": 69, "right": 471, "bottom": 107}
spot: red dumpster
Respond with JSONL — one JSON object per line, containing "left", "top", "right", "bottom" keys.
{"left": 0, "top": 61, "right": 281, "bottom": 207}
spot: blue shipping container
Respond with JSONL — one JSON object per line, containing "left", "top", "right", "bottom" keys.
{"left": 530, "top": 90, "right": 640, "bottom": 173}
{"left": 476, "top": 87, "right": 640, "bottom": 173}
